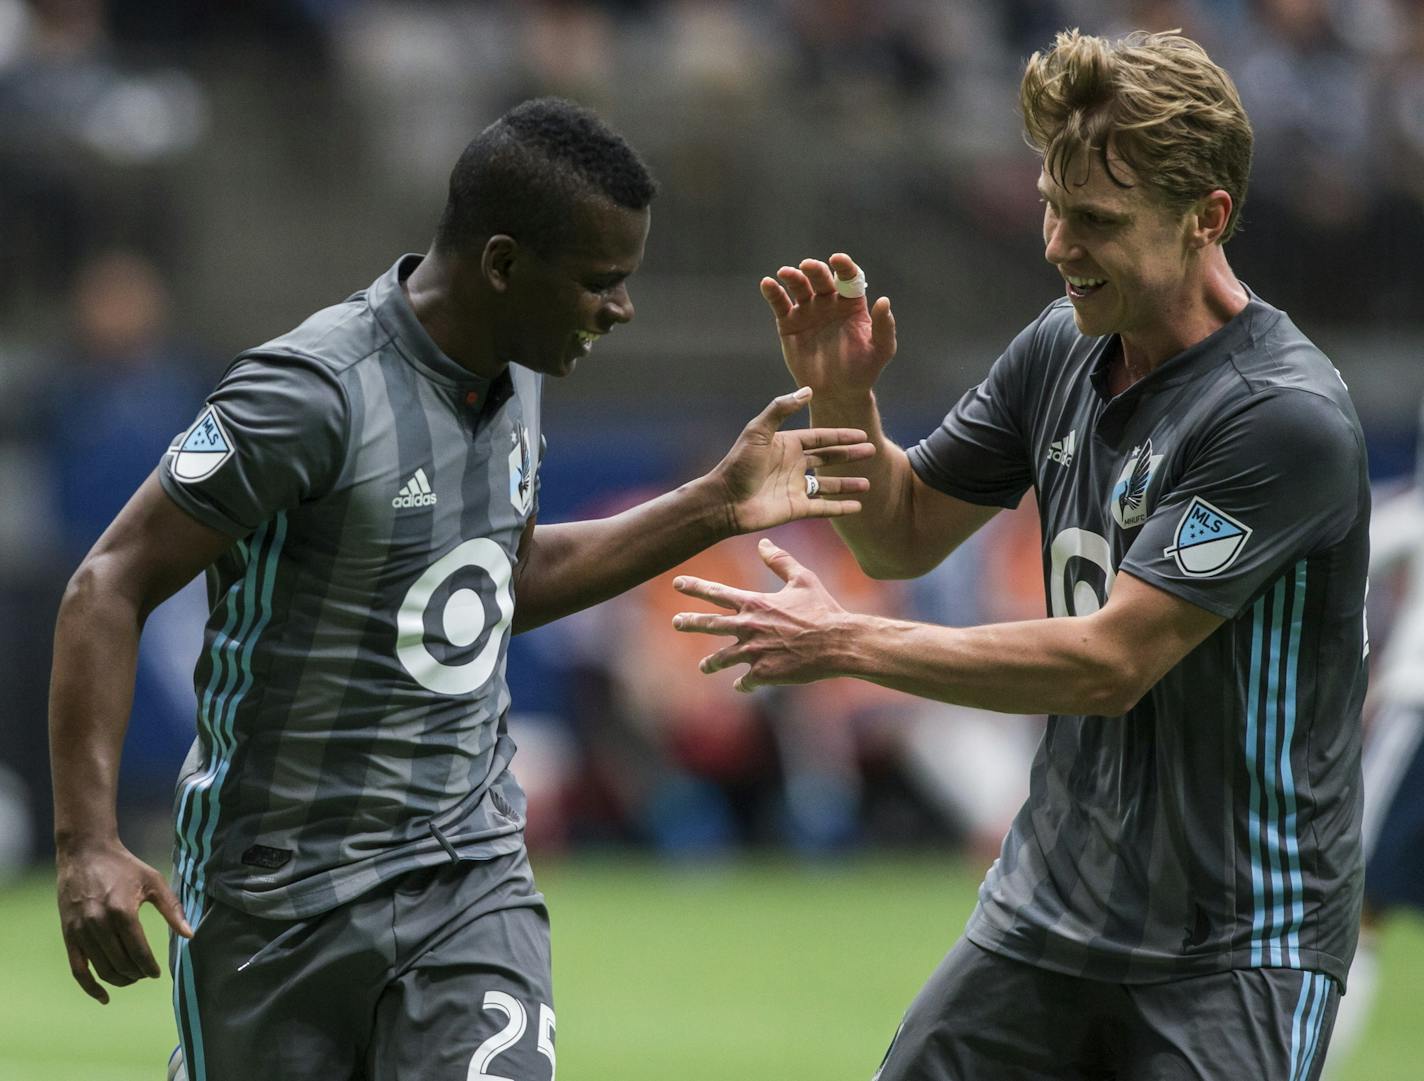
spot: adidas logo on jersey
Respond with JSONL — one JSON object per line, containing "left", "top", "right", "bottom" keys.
{"left": 1047, "top": 429, "right": 1077, "bottom": 467}
{"left": 393, "top": 468, "right": 438, "bottom": 508}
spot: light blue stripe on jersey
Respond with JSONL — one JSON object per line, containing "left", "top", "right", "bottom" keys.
{"left": 175, "top": 558, "right": 248, "bottom": 888}
{"left": 1246, "top": 593, "right": 1267, "bottom": 967}
{"left": 177, "top": 527, "right": 264, "bottom": 883}
{"left": 177, "top": 529, "right": 263, "bottom": 889}
{"left": 193, "top": 512, "right": 287, "bottom": 894}
{"left": 1247, "top": 565, "right": 1310, "bottom": 969}
{"left": 175, "top": 514, "right": 287, "bottom": 895}
{"left": 1262, "top": 581, "right": 1286, "bottom": 964}
{"left": 1279, "top": 561, "right": 1309, "bottom": 966}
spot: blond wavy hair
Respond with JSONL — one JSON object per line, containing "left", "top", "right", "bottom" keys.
{"left": 1021, "top": 29, "right": 1253, "bottom": 240}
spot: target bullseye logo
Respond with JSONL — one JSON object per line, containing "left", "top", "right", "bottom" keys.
{"left": 397, "top": 539, "right": 514, "bottom": 694}
{"left": 1049, "top": 527, "right": 1116, "bottom": 617}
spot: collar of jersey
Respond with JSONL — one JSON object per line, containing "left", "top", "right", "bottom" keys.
{"left": 1090, "top": 286, "right": 1279, "bottom": 401}
{"left": 368, "top": 254, "right": 497, "bottom": 396}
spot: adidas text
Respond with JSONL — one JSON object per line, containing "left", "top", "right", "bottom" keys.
{"left": 1047, "top": 430, "right": 1077, "bottom": 467}
{"left": 394, "top": 467, "right": 437, "bottom": 508}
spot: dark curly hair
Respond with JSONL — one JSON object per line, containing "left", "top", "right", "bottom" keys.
{"left": 434, "top": 97, "right": 658, "bottom": 257}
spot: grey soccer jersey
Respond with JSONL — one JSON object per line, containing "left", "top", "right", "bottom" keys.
{"left": 158, "top": 255, "right": 544, "bottom": 920}
{"left": 908, "top": 294, "right": 1369, "bottom": 985}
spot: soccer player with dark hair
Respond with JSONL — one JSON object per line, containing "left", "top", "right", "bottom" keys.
{"left": 673, "top": 31, "right": 1368, "bottom": 1079}
{"left": 49, "top": 97, "right": 874, "bottom": 1081}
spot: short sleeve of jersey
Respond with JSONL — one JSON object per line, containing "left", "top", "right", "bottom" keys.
{"left": 1121, "top": 388, "right": 1363, "bottom": 618}
{"left": 159, "top": 353, "right": 348, "bottom": 536}
{"left": 907, "top": 318, "right": 1038, "bottom": 508}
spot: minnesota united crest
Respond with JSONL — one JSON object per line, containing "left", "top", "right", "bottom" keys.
{"left": 1110, "top": 439, "right": 1163, "bottom": 529}
{"left": 508, "top": 423, "right": 534, "bottom": 516}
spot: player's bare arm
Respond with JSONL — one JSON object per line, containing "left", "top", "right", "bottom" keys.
{"left": 511, "top": 387, "right": 872, "bottom": 633}
{"left": 51, "top": 472, "right": 231, "bottom": 1003}
{"left": 764, "top": 254, "right": 996, "bottom": 577}
{"left": 672, "top": 538, "right": 1223, "bottom": 710}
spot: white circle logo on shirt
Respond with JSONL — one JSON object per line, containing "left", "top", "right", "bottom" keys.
{"left": 396, "top": 539, "right": 514, "bottom": 695}
{"left": 443, "top": 588, "right": 484, "bottom": 647}
{"left": 1049, "top": 527, "right": 1116, "bottom": 617}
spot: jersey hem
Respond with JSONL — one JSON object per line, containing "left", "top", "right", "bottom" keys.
{"left": 1114, "top": 561, "right": 1241, "bottom": 618}
{"left": 964, "top": 922, "right": 1352, "bottom": 988}
{"left": 158, "top": 468, "right": 254, "bottom": 538}
{"left": 176, "top": 828, "right": 528, "bottom": 921}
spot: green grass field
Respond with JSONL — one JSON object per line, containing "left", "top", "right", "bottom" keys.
{"left": 3, "top": 855, "right": 1420, "bottom": 1080}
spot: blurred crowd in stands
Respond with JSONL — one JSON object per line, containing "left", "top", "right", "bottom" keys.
{"left": 3, "top": 0, "right": 1424, "bottom": 326}
{"left": 2, "top": 0, "right": 1422, "bottom": 874}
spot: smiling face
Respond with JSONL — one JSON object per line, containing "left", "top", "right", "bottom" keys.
{"left": 1039, "top": 147, "right": 1202, "bottom": 354}
{"left": 494, "top": 197, "right": 650, "bottom": 378}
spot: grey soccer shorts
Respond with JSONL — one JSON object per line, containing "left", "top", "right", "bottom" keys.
{"left": 167, "top": 849, "right": 554, "bottom": 1081}
{"left": 873, "top": 938, "right": 1339, "bottom": 1081}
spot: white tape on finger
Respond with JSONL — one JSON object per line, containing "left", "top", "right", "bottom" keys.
{"left": 834, "top": 269, "right": 867, "bottom": 299}
{"left": 805, "top": 474, "right": 821, "bottom": 498}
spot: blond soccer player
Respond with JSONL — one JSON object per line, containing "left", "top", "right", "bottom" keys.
{"left": 676, "top": 31, "right": 1368, "bottom": 1080}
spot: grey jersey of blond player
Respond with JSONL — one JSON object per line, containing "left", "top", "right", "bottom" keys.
{"left": 909, "top": 294, "right": 1369, "bottom": 985}
{"left": 159, "top": 255, "right": 544, "bottom": 921}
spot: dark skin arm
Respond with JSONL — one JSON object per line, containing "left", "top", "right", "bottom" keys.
{"left": 512, "top": 388, "right": 874, "bottom": 632}
{"left": 53, "top": 388, "right": 871, "bottom": 999}
{"left": 50, "top": 472, "right": 235, "bottom": 1003}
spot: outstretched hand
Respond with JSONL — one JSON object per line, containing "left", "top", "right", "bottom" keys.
{"left": 761, "top": 254, "right": 897, "bottom": 394}
{"left": 57, "top": 840, "right": 193, "bottom": 1004}
{"left": 672, "top": 538, "right": 849, "bottom": 692}
{"left": 710, "top": 387, "right": 874, "bottom": 534}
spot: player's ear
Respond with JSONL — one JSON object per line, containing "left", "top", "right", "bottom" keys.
{"left": 1187, "top": 190, "right": 1232, "bottom": 249}
{"left": 482, "top": 235, "right": 519, "bottom": 293}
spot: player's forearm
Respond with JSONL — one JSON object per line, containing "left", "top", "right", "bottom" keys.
{"left": 512, "top": 474, "right": 733, "bottom": 632}
{"left": 826, "top": 612, "right": 1147, "bottom": 716}
{"left": 49, "top": 562, "right": 143, "bottom": 850}
{"left": 805, "top": 391, "right": 928, "bottom": 578}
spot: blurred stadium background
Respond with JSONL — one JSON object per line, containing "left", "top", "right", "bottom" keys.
{"left": 1, "top": 0, "right": 1421, "bottom": 1077}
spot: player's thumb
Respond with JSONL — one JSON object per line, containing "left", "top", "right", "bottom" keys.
{"left": 872, "top": 297, "right": 897, "bottom": 364}
{"left": 755, "top": 386, "right": 813, "bottom": 431}
{"left": 146, "top": 875, "right": 194, "bottom": 939}
{"left": 758, "top": 537, "right": 803, "bottom": 583}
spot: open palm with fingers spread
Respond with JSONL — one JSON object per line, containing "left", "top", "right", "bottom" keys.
{"left": 760, "top": 253, "right": 897, "bottom": 394}
{"left": 672, "top": 537, "right": 851, "bottom": 692}
{"left": 709, "top": 387, "right": 874, "bottom": 533}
